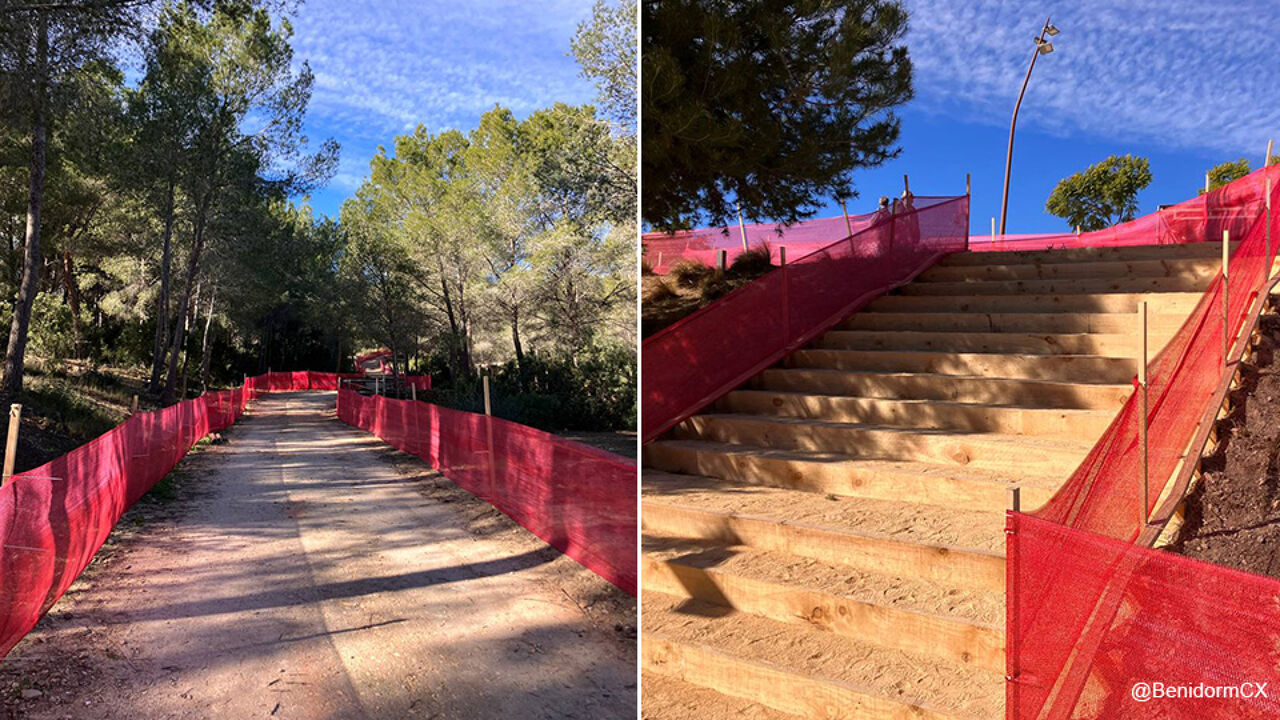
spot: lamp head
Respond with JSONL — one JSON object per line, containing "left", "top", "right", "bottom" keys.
{"left": 1045, "top": 23, "right": 1060, "bottom": 36}
{"left": 1037, "top": 41, "right": 1054, "bottom": 54}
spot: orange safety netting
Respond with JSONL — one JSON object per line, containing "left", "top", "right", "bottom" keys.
{"left": 337, "top": 388, "right": 637, "bottom": 594}
{"left": 1009, "top": 165, "right": 1280, "bottom": 719}
{"left": 641, "top": 194, "right": 970, "bottom": 443}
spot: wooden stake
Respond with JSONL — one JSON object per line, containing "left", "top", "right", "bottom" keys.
{"left": 1223, "top": 230, "right": 1231, "bottom": 364}
{"left": 1205, "top": 172, "right": 1211, "bottom": 193}
{"left": 483, "top": 375, "right": 492, "bottom": 416}
{"left": 1267, "top": 138, "right": 1274, "bottom": 167}
{"left": 130, "top": 394, "right": 139, "bottom": 415}
{"left": 1267, "top": 178, "right": 1273, "bottom": 282}
{"left": 903, "top": 173, "right": 911, "bottom": 197}
{"left": 2, "top": 404, "right": 20, "bottom": 486}
{"left": 1007, "top": 486, "right": 1021, "bottom": 513}
{"left": 1138, "top": 300, "right": 1149, "bottom": 525}
{"left": 716, "top": 249, "right": 727, "bottom": 273}
{"left": 656, "top": 251, "right": 662, "bottom": 268}
{"left": 736, "top": 203, "right": 748, "bottom": 251}
{"left": 965, "top": 173, "right": 971, "bottom": 196}
{"left": 839, "top": 197, "right": 852, "bottom": 237}
{"left": 779, "top": 245, "right": 790, "bottom": 338}
{"left": 410, "top": 385, "right": 417, "bottom": 402}
{"left": 990, "top": 217, "right": 996, "bottom": 247}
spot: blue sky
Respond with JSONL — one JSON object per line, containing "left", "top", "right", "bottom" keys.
{"left": 816, "top": 0, "right": 1280, "bottom": 233}
{"left": 288, "top": 0, "right": 598, "bottom": 218}
{"left": 288, "top": 1, "right": 1280, "bottom": 234}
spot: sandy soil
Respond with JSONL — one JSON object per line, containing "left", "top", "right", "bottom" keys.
{"left": 0, "top": 392, "right": 635, "bottom": 720}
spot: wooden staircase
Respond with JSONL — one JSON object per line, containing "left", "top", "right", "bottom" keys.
{"left": 640, "top": 243, "right": 1221, "bottom": 719}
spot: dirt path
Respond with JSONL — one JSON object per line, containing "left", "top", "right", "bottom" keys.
{"left": 0, "top": 392, "right": 636, "bottom": 720}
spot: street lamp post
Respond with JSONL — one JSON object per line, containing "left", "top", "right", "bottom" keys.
{"left": 998, "top": 17, "right": 1059, "bottom": 236}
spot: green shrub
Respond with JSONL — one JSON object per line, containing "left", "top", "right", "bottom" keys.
{"left": 28, "top": 292, "right": 76, "bottom": 361}
{"left": 423, "top": 343, "right": 636, "bottom": 433}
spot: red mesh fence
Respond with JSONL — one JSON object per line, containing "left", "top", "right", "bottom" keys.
{"left": 1, "top": 369, "right": 633, "bottom": 660}
{"left": 641, "top": 195, "right": 970, "bottom": 442}
{"left": 973, "top": 180, "right": 1269, "bottom": 253}
{"left": 642, "top": 209, "right": 882, "bottom": 273}
{"left": 0, "top": 370, "right": 431, "bottom": 660}
{"left": 0, "top": 385, "right": 250, "bottom": 659}
{"left": 337, "top": 388, "right": 637, "bottom": 594}
{"left": 1009, "top": 165, "right": 1280, "bottom": 719}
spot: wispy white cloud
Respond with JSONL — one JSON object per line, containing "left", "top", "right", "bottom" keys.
{"left": 291, "top": 0, "right": 595, "bottom": 144}
{"left": 290, "top": 0, "right": 597, "bottom": 212}
{"left": 905, "top": 0, "right": 1280, "bottom": 157}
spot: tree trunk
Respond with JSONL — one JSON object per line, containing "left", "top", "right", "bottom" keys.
{"left": 198, "top": 285, "right": 215, "bottom": 390}
{"left": 148, "top": 178, "right": 176, "bottom": 393}
{"left": 511, "top": 307, "right": 524, "bottom": 368}
{"left": 2, "top": 15, "right": 48, "bottom": 397}
{"left": 61, "top": 250, "right": 83, "bottom": 358}
{"left": 162, "top": 200, "right": 209, "bottom": 403}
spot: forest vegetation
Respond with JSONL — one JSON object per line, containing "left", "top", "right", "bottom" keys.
{"left": 0, "top": 0, "right": 637, "bottom": 459}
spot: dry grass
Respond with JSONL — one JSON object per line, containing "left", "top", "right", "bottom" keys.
{"left": 641, "top": 246, "right": 778, "bottom": 338}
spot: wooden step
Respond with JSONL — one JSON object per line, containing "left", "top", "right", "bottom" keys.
{"left": 785, "top": 348, "right": 1136, "bottom": 384}
{"left": 867, "top": 291, "right": 1202, "bottom": 315}
{"left": 641, "top": 673, "right": 804, "bottom": 720}
{"left": 899, "top": 275, "right": 1208, "bottom": 296}
{"left": 643, "top": 440, "right": 1056, "bottom": 512}
{"left": 643, "top": 594, "right": 1002, "bottom": 720}
{"left": 715, "top": 391, "right": 1114, "bottom": 439}
{"left": 642, "top": 470, "right": 1006, "bottom": 556}
{"left": 750, "top": 368, "right": 1131, "bottom": 410}
{"left": 840, "top": 310, "right": 1184, "bottom": 335}
{"left": 919, "top": 256, "right": 1219, "bottom": 283}
{"left": 677, "top": 413, "right": 1091, "bottom": 474}
{"left": 939, "top": 242, "right": 1229, "bottom": 266}
{"left": 642, "top": 545, "right": 1003, "bottom": 670}
{"left": 817, "top": 329, "right": 1148, "bottom": 357}
{"left": 641, "top": 476, "right": 1004, "bottom": 592}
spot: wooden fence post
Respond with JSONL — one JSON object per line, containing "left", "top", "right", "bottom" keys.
{"left": 1223, "top": 230, "right": 1231, "bottom": 365}
{"left": 483, "top": 375, "right": 492, "bottom": 416}
{"left": 1138, "top": 300, "right": 1149, "bottom": 525}
{"left": 779, "top": 246, "right": 790, "bottom": 339}
{"left": 2, "top": 404, "right": 21, "bottom": 486}
{"left": 840, "top": 197, "right": 853, "bottom": 237}
{"left": 1259, "top": 176, "right": 1269, "bottom": 283}
{"left": 716, "top": 249, "right": 727, "bottom": 273}
{"left": 130, "top": 394, "right": 139, "bottom": 415}
{"left": 736, "top": 204, "right": 748, "bottom": 251}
